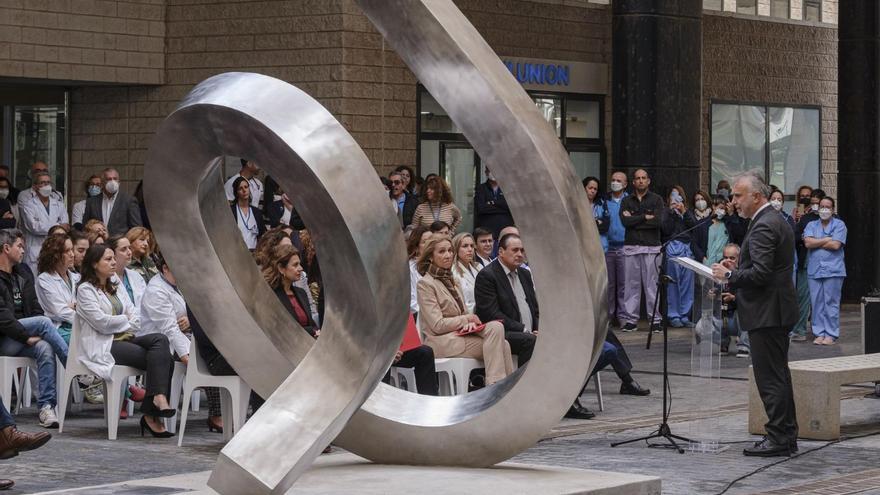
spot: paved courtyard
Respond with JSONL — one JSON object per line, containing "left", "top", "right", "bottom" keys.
{"left": 3, "top": 304, "right": 879, "bottom": 494}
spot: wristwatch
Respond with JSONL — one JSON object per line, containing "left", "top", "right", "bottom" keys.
{"left": 724, "top": 270, "right": 732, "bottom": 279}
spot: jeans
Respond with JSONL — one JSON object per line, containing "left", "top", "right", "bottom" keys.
{"left": 20, "top": 316, "right": 68, "bottom": 366}
{"left": 0, "top": 397, "right": 14, "bottom": 430}
{"left": 0, "top": 337, "right": 57, "bottom": 409}
{"left": 717, "top": 311, "right": 749, "bottom": 351}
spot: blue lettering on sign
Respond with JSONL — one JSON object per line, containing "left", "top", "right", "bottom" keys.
{"left": 503, "top": 60, "right": 570, "bottom": 87}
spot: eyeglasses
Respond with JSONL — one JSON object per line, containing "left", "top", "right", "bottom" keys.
{"left": 723, "top": 256, "right": 737, "bottom": 261}
{"left": 391, "top": 180, "right": 402, "bottom": 185}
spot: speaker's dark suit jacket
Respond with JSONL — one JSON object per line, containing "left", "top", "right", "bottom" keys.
{"left": 473, "top": 259, "right": 539, "bottom": 334}
{"left": 727, "top": 204, "right": 798, "bottom": 332}
{"left": 83, "top": 191, "right": 142, "bottom": 236}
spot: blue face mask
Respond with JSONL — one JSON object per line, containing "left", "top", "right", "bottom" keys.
{"left": 88, "top": 185, "right": 101, "bottom": 197}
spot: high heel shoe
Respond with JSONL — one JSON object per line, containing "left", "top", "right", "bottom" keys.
{"left": 140, "top": 416, "right": 174, "bottom": 438}
{"left": 206, "top": 417, "right": 223, "bottom": 434}
{"left": 153, "top": 408, "right": 177, "bottom": 418}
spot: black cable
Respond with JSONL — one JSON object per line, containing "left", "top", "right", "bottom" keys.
{"left": 712, "top": 430, "right": 880, "bottom": 495}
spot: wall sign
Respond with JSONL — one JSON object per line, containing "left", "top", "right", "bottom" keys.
{"left": 501, "top": 57, "right": 608, "bottom": 95}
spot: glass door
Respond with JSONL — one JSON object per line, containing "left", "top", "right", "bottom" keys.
{"left": 11, "top": 104, "right": 67, "bottom": 195}
{"left": 440, "top": 142, "right": 479, "bottom": 234}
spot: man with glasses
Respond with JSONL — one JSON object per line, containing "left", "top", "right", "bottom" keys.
{"left": 16, "top": 162, "right": 63, "bottom": 205}
{"left": 389, "top": 171, "right": 417, "bottom": 229}
{"left": 18, "top": 171, "right": 68, "bottom": 274}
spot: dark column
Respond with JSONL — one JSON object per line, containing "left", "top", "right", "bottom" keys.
{"left": 612, "top": 0, "right": 702, "bottom": 196}
{"left": 838, "top": 1, "right": 880, "bottom": 301}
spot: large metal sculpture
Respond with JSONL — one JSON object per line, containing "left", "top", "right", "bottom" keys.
{"left": 143, "top": 1, "right": 607, "bottom": 494}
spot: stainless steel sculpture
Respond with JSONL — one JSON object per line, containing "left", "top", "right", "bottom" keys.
{"left": 143, "top": 1, "right": 607, "bottom": 494}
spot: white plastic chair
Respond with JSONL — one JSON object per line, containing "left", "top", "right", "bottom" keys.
{"left": 434, "top": 357, "right": 484, "bottom": 395}
{"left": 0, "top": 356, "right": 36, "bottom": 414}
{"left": 591, "top": 371, "right": 604, "bottom": 412}
{"left": 23, "top": 356, "right": 80, "bottom": 411}
{"left": 177, "top": 335, "right": 251, "bottom": 446}
{"left": 58, "top": 321, "right": 144, "bottom": 440}
{"left": 389, "top": 366, "right": 417, "bottom": 392}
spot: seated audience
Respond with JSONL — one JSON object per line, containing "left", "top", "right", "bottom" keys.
{"left": 472, "top": 227, "right": 494, "bottom": 267}
{"left": 407, "top": 226, "right": 433, "bottom": 316}
{"left": 263, "top": 244, "right": 319, "bottom": 338}
{"left": 0, "top": 229, "right": 68, "bottom": 428}
{"left": 36, "top": 234, "right": 80, "bottom": 344}
{"left": 140, "top": 255, "right": 190, "bottom": 362}
{"left": 416, "top": 237, "right": 513, "bottom": 385}
{"left": 230, "top": 176, "right": 266, "bottom": 251}
{"left": 75, "top": 244, "right": 174, "bottom": 437}
{"left": 108, "top": 235, "right": 146, "bottom": 311}
{"left": 451, "top": 233, "right": 481, "bottom": 313}
{"left": 70, "top": 230, "right": 90, "bottom": 272}
{"left": 429, "top": 221, "right": 451, "bottom": 237}
{"left": 126, "top": 227, "right": 158, "bottom": 282}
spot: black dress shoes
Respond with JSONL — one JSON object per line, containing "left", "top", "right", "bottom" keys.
{"left": 620, "top": 381, "right": 651, "bottom": 396}
{"left": 564, "top": 402, "right": 595, "bottom": 420}
{"left": 743, "top": 437, "right": 792, "bottom": 457}
{"left": 0, "top": 479, "right": 13, "bottom": 491}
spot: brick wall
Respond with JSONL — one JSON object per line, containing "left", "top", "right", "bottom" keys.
{"left": 0, "top": 0, "right": 165, "bottom": 84}
{"left": 701, "top": 12, "right": 838, "bottom": 197}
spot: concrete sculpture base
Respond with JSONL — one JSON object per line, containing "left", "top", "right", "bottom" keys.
{"left": 37, "top": 453, "right": 661, "bottom": 495}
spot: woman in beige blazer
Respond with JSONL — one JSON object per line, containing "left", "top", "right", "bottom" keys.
{"left": 416, "top": 237, "right": 512, "bottom": 385}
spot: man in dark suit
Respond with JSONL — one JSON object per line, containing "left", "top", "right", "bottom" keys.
{"left": 473, "top": 166, "right": 513, "bottom": 240}
{"left": 389, "top": 171, "right": 417, "bottom": 229}
{"left": 82, "top": 167, "right": 142, "bottom": 236}
{"left": 712, "top": 171, "right": 799, "bottom": 457}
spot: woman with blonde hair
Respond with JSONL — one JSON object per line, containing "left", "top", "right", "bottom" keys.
{"left": 416, "top": 237, "right": 512, "bottom": 385}
{"left": 451, "top": 233, "right": 481, "bottom": 313}
{"left": 408, "top": 176, "right": 461, "bottom": 232}
{"left": 126, "top": 227, "right": 158, "bottom": 282}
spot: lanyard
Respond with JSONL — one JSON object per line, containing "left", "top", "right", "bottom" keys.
{"left": 239, "top": 206, "right": 256, "bottom": 233}
{"left": 430, "top": 203, "right": 440, "bottom": 222}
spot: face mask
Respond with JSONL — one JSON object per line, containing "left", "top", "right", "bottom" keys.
{"left": 87, "top": 185, "right": 101, "bottom": 197}
{"left": 105, "top": 180, "right": 119, "bottom": 194}
{"left": 670, "top": 190, "right": 683, "bottom": 204}
{"left": 818, "top": 208, "right": 833, "bottom": 221}
{"left": 0, "top": 189, "right": 8, "bottom": 200}
{"left": 770, "top": 199, "right": 783, "bottom": 211}
{"left": 717, "top": 188, "right": 730, "bottom": 199}
{"left": 810, "top": 203, "right": 819, "bottom": 213}
{"left": 610, "top": 181, "right": 624, "bottom": 193}
{"left": 695, "top": 199, "right": 707, "bottom": 211}
{"left": 799, "top": 197, "right": 811, "bottom": 206}
{"left": 38, "top": 185, "right": 52, "bottom": 198}
{"left": 715, "top": 208, "right": 726, "bottom": 219}
{"left": 486, "top": 173, "right": 496, "bottom": 182}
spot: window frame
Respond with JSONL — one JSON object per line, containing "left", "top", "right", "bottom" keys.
{"left": 709, "top": 99, "right": 823, "bottom": 202}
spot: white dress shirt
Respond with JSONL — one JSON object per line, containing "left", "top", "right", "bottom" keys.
{"left": 140, "top": 274, "right": 190, "bottom": 358}
{"left": 453, "top": 261, "right": 482, "bottom": 313}
{"left": 36, "top": 270, "right": 81, "bottom": 328}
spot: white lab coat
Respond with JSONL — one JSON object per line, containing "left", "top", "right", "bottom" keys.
{"left": 18, "top": 191, "right": 68, "bottom": 274}
{"left": 112, "top": 268, "right": 146, "bottom": 312}
{"left": 36, "top": 270, "right": 81, "bottom": 328}
{"left": 75, "top": 281, "right": 138, "bottom": 381}
{"left": 139, "top": 275, "right": 189, "bottom": 357}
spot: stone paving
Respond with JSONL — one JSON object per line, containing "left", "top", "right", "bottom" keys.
{"left": 1, "top": 304, "right": 878, "bottom": 494}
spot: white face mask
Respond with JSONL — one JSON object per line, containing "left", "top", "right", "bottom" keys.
{"left": 818, "top": 208, "right": 833, "bottom": 221}
{"left": 105, "top": 180, "right": 119, "bottom": 194}
{"left": 610, "top": 181, "right": 624, "bottom": 193}
{"left": 770, "top": 199, "right": 783, "bottom": 211}
{"left": 810, "top": 203, "right": 819, "bottom": 212}
{"left": 38, "top": 185, "right": 52, "bottom": 198}
{"left": 0, "top": 189, "right": 8, "bottom": 200}
{"left": 715, "top": 208, "right": 726, "bottom": 219}
{"left": 695, "top": 199, "right": 707, "bottom": 211}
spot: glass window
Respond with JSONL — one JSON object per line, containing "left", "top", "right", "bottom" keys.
{"left": 442, "top": 144, "right": 478, "bottom": 234}
{"left": 532, "top": 97, "right": 561, "bottom": 137}
{"left": 768, "top": 107, "right": 820, "bottom": 195}
{"left": 569, "top": 151, "right": 601, "bottom": 181}
{"left": 711, "top": 103, "right": 820, "bottom": 198}
{"left": 703, "top": 0, "right": 723, "bottom": 10}
{"left": 804, "top": 0, "right": 821, "bottom": 22}
{"left": 13, "top": 105, "right": 66, "bottom": 196}
{"left": 736, "top": 0, "right": 757, "bottom": 15}
{"left": 420, "top": 92, "right": 459, "bottom": 134}
{"left": 770, "top": 0, "right": 789, "bottom": 18}
{"left": 711, "top": 104, "right": 766, "bottom": 183}
{"left": 565, "top": 100, "right": 600, "bottom": 139}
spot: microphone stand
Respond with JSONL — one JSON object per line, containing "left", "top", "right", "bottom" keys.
{"left": 611, "top": 207, "right": 709, "bottom": 454}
